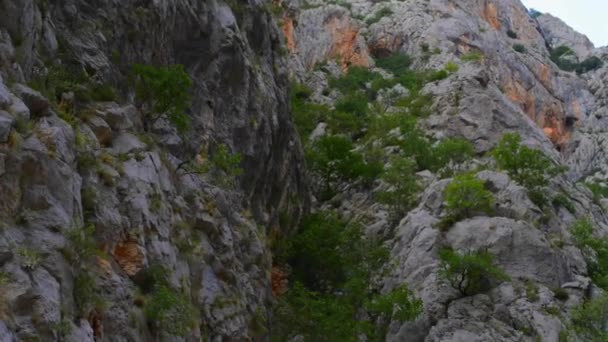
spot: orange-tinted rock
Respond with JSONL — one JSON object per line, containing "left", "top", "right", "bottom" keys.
{"left": 326, "top": 16, "right": 371, "bottom": 70}
{"left": 271, "top": 266, "right": 288, "bottom": 297}
{"left": 483, "top": 2, "right": 501, "bottom": 30}
{"left": 282, "top": 17, "right": 296, "bottom": 53}
{"left": 97, "top": 257, "right": 113, "bottom": 276}
{"left": 112, "top": 240, "right": 145, "bottom": 276}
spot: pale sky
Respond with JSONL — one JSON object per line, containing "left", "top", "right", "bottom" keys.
{"left": 521, "top": 0, "right": 607, "bottom": 47}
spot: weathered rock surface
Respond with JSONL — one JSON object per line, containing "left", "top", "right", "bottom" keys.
{"left": 286, "top": 0, "right": 608, "bottom": 340}
{"left": 0, "top": 0, "right": 308, "bottom": 340}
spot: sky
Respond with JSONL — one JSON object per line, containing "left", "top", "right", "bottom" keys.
{"left": 521, "top": 0, "right": 608, "bottom": 47}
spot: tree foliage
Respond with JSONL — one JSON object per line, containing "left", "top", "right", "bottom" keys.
{"left": 376, "top": 156, "right": 420, "bottom": 220}
{"left": 491, "top": 133, "right": 563, "bottom": 194}
{"left": 307, "top": 135, "right": 382, "bottom": 196}
{"left": 566, "top": 293, "right": 608, "bottom": 342}
{"left": 439, "top": 248, "right": 510, "bottom": 296}
{"left": 273, "top": 212, "right": 422, "bottom": 341}
{"left": 570, "top": 219, "right": 608, "bottom": 290}
{"left": 133, "top": 64, "right": 192, "bottom": 134}
{"left": 444, "top": 173, "right": 495, "bottom": 221}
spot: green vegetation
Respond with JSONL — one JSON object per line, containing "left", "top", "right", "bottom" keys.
{"left": 550, "top": 45, "right": 603, "bottom": 74}
{"left": 552, "top": 193, "right": 575, "bottom": 213}
{"left": 146, "top": 284, "right": 199, "bottom": 337}
{"left": 513, "top": 44, "right": 527, "bottom": 53}
{"left": 553, "top": 287, "right": 569, "bottom": 301}
{"left": 375, "top": 53, "right": 412, "bottom": 76}
{"left": 307, "top": 135, "right": 382, "bottom": 197}
{"left": 491, "top": 133, "right": 563, "bottom": 206}
{"left": 439, "top": 248, "right": 509, "bottom": 296}
{"left": 273, "top": 212, "right": 422, "bottom": 341}
{"left": 376, "top": 156, "right": 420, "bottom": 220}
{"left": 564, "top": 293, "right": 608, "bottom": 341}
{"left": 290, "top": 82, "right": 331, "bottom": 139}
{"left": 29, "top": 64, "right": 115, "bottom": 104}
{"left": 432, "top": 138, "right": 474, "bottom": 172}
{"left": 179, "top": 144, "right": 243, "bottom": 188}
{"left": 132, "top": 64, "right": 192, "bottom": 134}
{"left": 460, "top": 51, "right": 484, "bottom": 62}
{"left": 443, "top": 173, "right": 494, "bottom": 226}
{"left": 135, "top": 265, "right": 199, "bottom": 337}
{"left": 585, "top": 181, "right": 608, "bottom": 203}
{"left": 507, "top": 30, "right": 518, "bottom": 39}
{"left": 570, "top": 219, "right": 608, "bottom": 290}
{"left": 366, "top": 7, "right": 393, "bottom": 25}
{"left": 17, "top": 247, "right": 42, "bottom": 270}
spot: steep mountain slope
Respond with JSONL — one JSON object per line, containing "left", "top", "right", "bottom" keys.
{"left": 1, "top": 0, "right": 608, "bottom": 341}
{"left": 0, "top": 0, "right": 307, "bottom": 341}
{"left": 275, "top": 0, "right": 608, "bottom": 341}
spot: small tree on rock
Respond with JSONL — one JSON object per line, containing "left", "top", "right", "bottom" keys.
{"left": 133, "top": 64, "right": 192, "bottom": 134}
{"left": 444, "top": 173, "right": 495, "bottom": 221}
{"left": 439, "top": 248, "right": 510, "bottom": 296}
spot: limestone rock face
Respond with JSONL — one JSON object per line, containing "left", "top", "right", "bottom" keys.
{"left": 0, "top": 1, "right": 308, "bottom": 340}
{"left": 285, "top": 0, "right": 608, "bottom": 340}
{"left": 537, "top": 13, "right": 595, "bottom": 58}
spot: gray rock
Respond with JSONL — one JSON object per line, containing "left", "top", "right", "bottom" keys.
{"left": 0, "top": 77, "right": 10, "bottom": 108}
{"left": 111, "top": 132, "right": 146, "bottom": 154}
{"left": 7, "top": 94, "right": 29, "bottom": 121}
{"left": 0, "top": 110, "right": 13, "bottom": 142}
{"left": 11, "top": 84, "right": 49, "bottom": 117}
{"left": 86, "top": 116, "right": 112, "bottom": 146}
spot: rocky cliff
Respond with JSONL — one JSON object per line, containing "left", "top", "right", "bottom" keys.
{"left": 277, "top": 0, "right": 608, "bottom": 341}
{"left": 1, "top": 0, "right": 608, "bottom": 341}
{"left": 0, "top": 0, "right": 307, "bottom": 341}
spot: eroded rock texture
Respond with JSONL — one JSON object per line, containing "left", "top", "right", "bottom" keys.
{"left": 0, "top": 0, "right": 307, "bottom": 340}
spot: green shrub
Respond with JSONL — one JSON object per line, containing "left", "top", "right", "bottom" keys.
{"left": 375, "top": 52, "right": 412, "bottom": 77}
{"left": 90, "top": 84, "right": 117, "bottom": 102}
{"left": 507, "top": 30, "right": 518, "bottom": 39}
{"left": 307, "top": 135, "right": 374, "bottom": 195}
{"left": 429, "top": 69, "right": 449, "bottom": 81}
{"left": 550, "top": 45, "right": 578, "bottom": 72}
{"left": 182, "top": 144, "right": 243, "bottom": 187}
{"left": 513, "top": 44, "right": 527, "bottom": 53}
{"left": 273, "top": 211, "right": 422, "bottom": 341}
{"left": 63, "top": 224, "right": 99, "bottom": 265}
{"left": 577, "top": 56, "right": 603, "bottom": 74}
{"left": 208, "top": 144, "right": 243, "bottom": 187}
{"left": 290, "top": 82, "right": 331, "bottom": 140}
{"left": 145, "top": 285, "right": 199, "bottom": 337}
{"left": 439, "top": 248, "right": 510, "bottom": 296}
{"left": 132, "top": 64, "right": 192, "bottom": 134}
{"left": 525, "top": 279, "right": 539, "bottom": 302}
{"left": 570, "top": 219, "right": 608, "bottom": 290}
{"left": 566, "top": 293, "right": 608, "bottom": 341}
{"left": 586, "top": 181, "right": 608, "bottom": 202}
{"left": 444, "top": 173, "right": 495, "bottom": 222}
{"left": 334, "top": 91, "right": 369, "bottom": 118}
{"left": 491, "top": 133, "right": 563, "bottom": 192}
{"left": 432, "top": 138, "right": 475, "bottom": 172}
{"left": 376, "top": 156, "right": 420, "bottom": 220}
{"left": 73, "top": 271, "right": 99, "bottom": 315}
{"left": 553, "top": 288, "right": 569, "bottom": 301}
{"left": 460, "top": 51, "right": 484, "bottom": 62}
{"left": 444, "top": 62, "right": 460, "bottom": 73}
{"left": 552, "top": 193, "right": 575, "bottom": 213}
{"left": 17, "top": 247, "right": 42, "bottom": 270}
{"left": 329, "top": 67, "right": 382, "bottom": 94}
{"left": 366, "top": 7, "right": 393, "bottom": 25}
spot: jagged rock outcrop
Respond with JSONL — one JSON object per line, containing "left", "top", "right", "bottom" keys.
{"left": 537, "top": 13, "right": 595, "bottom": 58}
{"left": 285, "top": 0, "right": 608, "bottom": 340}
{"left": 0, "top": 0, "right": 308, "bottom": 341}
